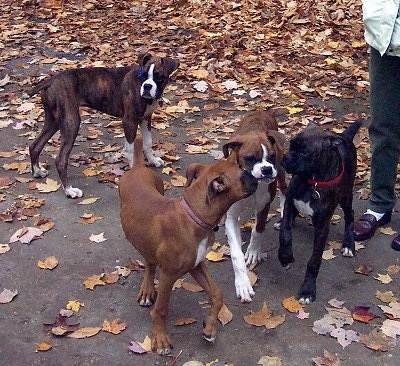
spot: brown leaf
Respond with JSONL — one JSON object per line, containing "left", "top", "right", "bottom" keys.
{"left": 218, "top": 303, "right": 233, "bottom": 326}
{"left": 83, "top": 274, "right": 106, "bottom": 290}
{"left": 38, "top": 256, "right": 59, "bottom": 270}
{"left": 173, "top": 317, "right": 197, "bottom": 326}
{"left": 102, "top": 319, "right": 127, "bottom": 334}
{"left": 243, "top": 302, "right": 272, "bottom": 326}
{"left": 67, "top": 327, "right": 102, "bottom": 339}
{"left": 354, "top": 264, "right": 374, "bottom": 275}
{"left": 36, "top": 341, "right": 53, "bottom": 352}
{"left": 312, "top": 349, "right": 341, "bottom": 366}
{"left": 264, "top": 314, "right": 286, "bottom": 329}
{"left": 282, "top": 296, "right": 304, "bottom": 313}
{"left": 351, "top": 306, "right": 380, "bottom": 323}
{"left": 360, "top": 329, "right": 396, "bottom": 351}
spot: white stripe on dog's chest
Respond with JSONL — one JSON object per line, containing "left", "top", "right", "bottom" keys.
{"left": 195, "top": 237, "right": 209, "bottom": 267}
{"left": 294, "top": 199, "right": 314, "bottom": 217}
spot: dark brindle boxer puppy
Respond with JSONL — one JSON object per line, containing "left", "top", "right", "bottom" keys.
{"left": 278, "top": 120, "right": 362, "bottom": 304}
{"left": 222, "top": 109, "right": 288, "bottom": 302}
{"left": 28, "top": 53, "right": 179, "bottom": 198}
{"left": 119, "top": 137, "right": 258, "bottom": 355}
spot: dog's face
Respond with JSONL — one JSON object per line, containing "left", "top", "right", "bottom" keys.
{"left": 185, "top": 154, "right": 259, "bottom": 204}
{"left": 138, "top": 53, "right": 179, "bottom": 100}
{"left": 282, "top": 123, "right": 343, "bottom": 175}
{"left": 222, "top": 131, "right": 286, "bottom": 182}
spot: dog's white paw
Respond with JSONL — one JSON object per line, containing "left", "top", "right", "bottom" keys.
{"left": 235, "top": 275, "right": 255, "bottom": 303}
{"left": 147, "top": 155, "right": 164, "bottom": 167}
{"left": 64, "top": 186, "right": 83, "bottom": 199}
{"left": 341, "top": 247, "right": 354, "bottom": 257}
{"left": 139, "top": 298, "right": 153, "bottom": 307}
{"left": 33, "top": 165, "right": 49, "bottom": 178}
{"left": 244, "top": 249, "right": 263, "bottom": 266}
{"left": 298, "top": 297, "right": 312, "bottom": 305}
{"left": 204, "top": 334, "right": 216, "bottom": 343}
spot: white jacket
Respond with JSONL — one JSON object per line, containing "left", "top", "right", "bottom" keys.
{"left": 363, "top": 0, "right": 400, "bottom": 56}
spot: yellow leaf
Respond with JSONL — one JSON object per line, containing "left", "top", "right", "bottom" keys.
{"left": 325, "top": 57, "right": 336, "bottom": 65}
{"left": 36, "top": 178, "right": 60, "bottom": 193}
{"left": 66, "top": 300, "right": 83, "bottom": 312}
{"left": 102, "top": 319, "right": 127, "bottom": 334}
{"left": 374, "top": 273, "right": 393, "bottom": 284}
{"left": 379, "top": 227, "right": 397, "bottom": 236}
{"left": 206, "top": 251, "right": 225, "bottom": 262}
{"left": 264, "top": 314, "right": 286, "bottom": 329}
{"left": 138, "top": 335, "right": 152, "bottom": 352}
{"left": 287, "top": 107, "right": 303, "bottom": 115}
{"left": 243, "top": 302, "right": 272, "bottom": 326}
{"left": 37, "top": 256, "right": 59, "bottom": 270}
{"left": 67, "top": 327, "right": 101, "bottom": 339}
{"left": 83, "top": 274, "right": 106, "bottom": 290}
{"left": 78, "top": 197, "right": 100, "bottom": 205}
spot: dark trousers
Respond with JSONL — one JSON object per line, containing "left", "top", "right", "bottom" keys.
{"left": 369, "top": 47, "right": 400, "bottom": 213}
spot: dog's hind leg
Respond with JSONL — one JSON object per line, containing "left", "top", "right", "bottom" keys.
{"left": 190, "top": 261, "right": 223, "bottom": 343}
{"left": 56, "top": 114, "right": 82, "bottom": 198}
{"left": 30, "top": 109, "right": 59, "bottom": 179}
{"left": 137, "top": 262, "right": 157, "bottom": 306}
{"left": 340, "top": 194, "right": 355, "bottom": 257}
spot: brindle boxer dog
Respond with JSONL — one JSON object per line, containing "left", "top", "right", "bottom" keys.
{"left": 222, "top": 109, "right": 288, "bottom": 302}
{"left": 119, "top": 137, "right": 258, "bottom": 355}
{"left": 28, "top": 53, "right": 179, "bottom": 198}
{"left": 278, "top": 120, "right": 362, "bottom": 304}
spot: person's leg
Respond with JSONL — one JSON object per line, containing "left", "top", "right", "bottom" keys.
{"left": 353, "top": 48, "right": 400, "bottom": 244}
{"left": 368, "top": 47, "right": 400, "bottom": 214}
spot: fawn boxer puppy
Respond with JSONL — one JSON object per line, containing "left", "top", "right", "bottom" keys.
{"left": 28, "top": 53, "right": 179, "bottom": 198}
{"left": 222, "top": 109, "right": 288, "bottom": 302}
{"left": 279, "top": 121, "right": 362, "bottom": 304}
{"left": 119, "top": 137, "right": 258, "bottom": 355}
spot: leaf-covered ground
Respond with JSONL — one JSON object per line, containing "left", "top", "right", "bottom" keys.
{"left": 1, "top": 1, "right": 400, "bottom": 366}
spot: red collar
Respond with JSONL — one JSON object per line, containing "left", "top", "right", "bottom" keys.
{"left": 307, "top": 163, "right": 345, "bottom": 188}
{"left": 180, "top": 198, "right": 219, "bottom": 232}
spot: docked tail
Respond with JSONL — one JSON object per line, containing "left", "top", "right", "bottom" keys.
{"left": 133, "top": 136, "right": 144, "bottom": 166}
{"left": 342, "top": 119, "right": 363, "bottom": 141}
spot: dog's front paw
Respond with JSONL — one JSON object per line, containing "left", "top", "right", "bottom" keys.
{"left": 273, "top": 218, "right": 283, "bottom": 230}
{"left": 147, "top": 155, "right": 164, "bottom": 167}
{"left": 278, "top": 249, "right": 294, "bottom": 268}
{"left": 64, "top": 186, "right": 83, "bottom": 199}
{"left": 298, "top": 281, "right": 316, "bottom": 304}
{"left": 33, "top": 165, "right": 49, "bottom": 178}
{"left": 341, "top": 247, "right": 354, "bottom": 257}
{"left": 245, "top": 242, "right": 263, "bottom": 266}
{"left": 235, "top": 274, "right": 255, "bottom": 303}
{"left": 151, "top": 332, "right": 172, "bottom": 356}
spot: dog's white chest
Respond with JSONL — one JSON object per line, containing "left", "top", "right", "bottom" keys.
{"left": 195, "top": 237, "right": 209, "bottom": 267}
{"left": 294, "top": 199, "right": 314, "bottom": 217}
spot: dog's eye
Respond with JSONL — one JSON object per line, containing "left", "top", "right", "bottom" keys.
{"left": 268, "top": 154, "right": 276, "bottom": 164}
{"left": 154, "top": 73, "right": 165, "bottom": 83}
{"left": 244, "top": 156, "right": 257, "bottom": 165}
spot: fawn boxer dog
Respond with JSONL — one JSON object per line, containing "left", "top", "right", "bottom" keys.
{"left": 278, "top": 121, "right": 362, "bottom": 304}
{"left": 119, "top": 137, "right": 258, "bottom": 355}
{"left": 28, "top": 53, "right": 179, "bottom": 198}
{"left": 222, "top": 109, "right": 288, "bottom": 302}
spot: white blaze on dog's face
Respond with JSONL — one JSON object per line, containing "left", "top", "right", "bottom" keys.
{"left": 140, "top": 64, "right": 158, "bottom": 99}
{"left": 250, "top": 144, "right": 277, "bottom": 182}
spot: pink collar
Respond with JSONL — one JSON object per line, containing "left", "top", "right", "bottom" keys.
{"left": 180, "top": 197, "right": 219, "bottom": 232}
{"left": 307, "top": 163, "right": 345, "bottom": 188}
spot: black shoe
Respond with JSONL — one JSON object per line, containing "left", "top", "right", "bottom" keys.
{"left": 353, "top": 212, "right": 392, "bottom": 241}
{"left": 391, "top": 235, "right": 400, "bottom": 251}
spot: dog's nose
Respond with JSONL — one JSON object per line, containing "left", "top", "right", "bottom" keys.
{"left": 261, "top": 166, "right": 272, "bottom": 176}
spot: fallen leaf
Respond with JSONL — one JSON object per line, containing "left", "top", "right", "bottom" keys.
{"left": 264, "top": 314, "right": 285, "bottom": 329}
{"left": 206, "top": 251, "right": 225, "bottom": 262}
{"left": 297, "top": 309, "right": 309, "bottom": 319}
{"left": 9, "top": 227, "right": 43, "bottom": 244}
{"left": 257, "top": 355, "right": 283, "bottom": 366}
{"left": 376, "top": 291, "right": 398, "bottom": 304}
{"left": 379, "top": 227, "right": 397, "bottom": 235}
{"left": 312, "top": 349, "right": 341, "bottom": 366}
{"left": 374, "top": 273, "right": 393, "bottom": 284}
{"left": 0, "top": 288, "right": 18, "bottom": 304}
{"left": 66, "top": 300, "right": 83, "bottom": 312}
{"left": 381, "top": 319, "right": 400, "bottom": 338}
{"left": 378, "top": 302, "right": 400, "bottom": 319}
{"left": 351, "top": 306, "right": 380, "bottom": 323}
{"left": 282, "top": 296, "right": 304, "bottom": 313}
{"left": 243, "top": 302, "right": 272, "bottom": 326}
{"left": 36, "top": 178, "right": 60, "bottom": 193}
{"left": 36, "top": 341, "right": 53, "bottom": 352}
{"left": 354, "top": 264, "right": 374, "bottom": 275}
{"left": 129, "top": 336, "right": 152, "bottom": 354}
{"left": 78, "top": 197, "right": 100, "bottom": 205}
{"left": 67, "top": 327, "right": 102, "bottom": 339}
{"left": 387, "top": 264, "right": 400, "bottom": 276}
{"left": 360, "top": 329, "right": 396, "bottom": 351}
{"left": 330, "top": 328, "right": 360, "bottom": 349}
{"left": 89, "top": 232, "right": 107, "bottom": 243}
{"left": 218, "top": 303, "right": 233, "bottom": 326}
{"left": 328, "top": 298, "right": 345, "bottom": 308}
{"left": 0, "top": 243, "right": 10, "bottom": 254}
{"left": 102, "top": 319, "right": 127, "bottom": 334}
{"left": 38, "top": 256, "right": 59, "bottom": 270}
{"left": 83, "top": 274, "right": 106, "bottom": 290}
{"left": 173, "top": 317, "right": 197, "bottom": 326}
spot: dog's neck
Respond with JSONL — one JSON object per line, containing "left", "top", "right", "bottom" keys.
{"left": 308, "top": 160, "right": 344, "bottom": 188}
{"left": 180, "top": 197, "right": 219, "bottom": 232}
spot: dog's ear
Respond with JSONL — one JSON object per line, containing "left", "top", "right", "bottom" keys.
{"left": 207, "top": 175, "right": 229, "bottom": 202}
{"left": 222, "top": 141, "right": 242, "bottom": 158}
{"left": 162, "top": 57, "right": 180, "bottom": 76}
{"left": 185, "top": 163, "right": 205, "bottom": 187}
{"left": 267, "top": 131, "right": 289, "bottom": 154}
{"left": 138, "top": 53, "right": 152, "bottom": 66}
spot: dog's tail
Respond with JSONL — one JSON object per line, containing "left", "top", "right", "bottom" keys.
{"left": 342, "top": 119, "right": 363, "bottom": 140}
{"left": 133, "top": 136, "right": 144, "bottom": 166}
{"left": 28, "top": 78, "right": 53, "bottom": 97}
